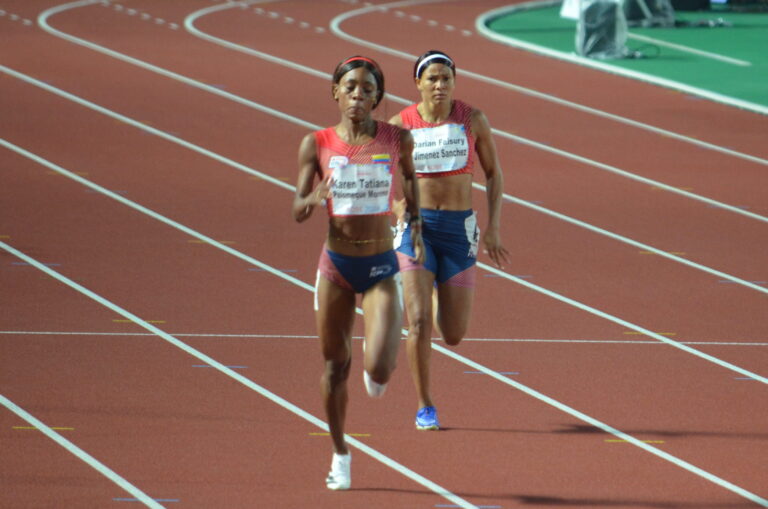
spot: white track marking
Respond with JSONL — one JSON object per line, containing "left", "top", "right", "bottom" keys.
{"left": 0, "top": 135, "right": 309, "bottom": 289}
{"left": 477, "top": 2, "right": 766, "bottom": 111}
{"left": 4, "top": 65, "right": 767, "bottom": 376}
{"left": 330, "top": 0, "right": 768, "bottom": 155}
{"left": 0, "top": 65, "right": 296, "bottom": 193}
{"left": 470, "top": 179, "right": 768, "bottom": 296}
{"left": 432, "top": 343, "right": 768, "bottom": 507}
{"left": 2, "top": 142, "right": 766, "bottom": 507}
{"left": 2, "top": 330, "right": 766, "bottom": 346}
{"left": 626, "top": 33, "right": 751, "bottom": 67}
{"left": 0, "top": 395, "right": 163, "bottom": 509}
{"left": 480, "top": 0, "right": 751, "bottom": 67}
{"left": 186, "top": 2, "right": 768, "bottom": 227}
{"left": 476, "top": 261, "right": 767, "bottom": 383}
{"left": 38, "top": 1, "right": 318, "bottom": 131}
{"left": 5, "top": 63, "right": 765, "bottom": 299}
{"left": 0, "top": 238, "right": 476, "bottom": 509}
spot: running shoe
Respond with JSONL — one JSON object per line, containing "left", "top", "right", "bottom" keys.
{"left": 325, "top": 452, "right": 351, "bottom": 490}
{"left": 415, "top": 406, "right": 440, "bottom": 430}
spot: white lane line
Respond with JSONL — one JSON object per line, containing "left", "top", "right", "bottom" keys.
{"left": 2, "top": 330, "right": 767, "bottom": 346}
{"left": 0, "top": 395, "right": 163, "bottom": 509}
{"left": 0, "top": 136, "right": 308, "bottom": 289}
{"left": 476, "top": 261, "right": 767, "bottom": 383}
{"left": 469, "top": 179, "right": 768, "bottom": 296}
{"left": 186, "top": 2, "right": 768, "bottom": 226}
{"left": 3, "top": 141, "right": 766, "bottom": 508}
{"left": 626, "top": 33, "right": 751, "bottom": 67}
{"left": 38, "top": 1, "right": 318, "bottom": 131}
{"left": 432, "top": 342, "right": 768, "bottom": 507}
{"left": 0, "top": 237, "right": 477, "bottom": 509}
{"left": 475, "top": 1, "right": 767, "bottom": 114}
{"left": 475, "top": 0, "right": 752, "bottom": 66}
{"left": 329, "top": 0, "right": 768, "bottom": 163}
{"left": 0, "top": 64, "right": 295, "bottom": 193}
{"left": 3, "top": 65, "right": 767, "bottom": 376}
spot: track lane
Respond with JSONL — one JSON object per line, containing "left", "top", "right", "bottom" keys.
{"left": 3, "top": 81, "right": 764, "bottom": 506}
{"left": 3, "top": 0, "right": 764, "bottom": 370}
{"left": 3, "top": 0, "right": 764, "bottom": 504}
{"left": 3, "top": 51, "right": 764, "bottom": 364}
{"left": 6, "top": 5, "right": 768, "bottom": 350}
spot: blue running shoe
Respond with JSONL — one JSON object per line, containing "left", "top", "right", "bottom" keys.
{"left": 415, "top": 406, "right": 439, "bottom": 430}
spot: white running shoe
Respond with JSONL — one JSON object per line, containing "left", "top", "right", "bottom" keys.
{"left": 326, "top": 452, "right": 351, "bottom": 490}
{"left": 363, "top": 370, "right": 387, "bottom": 398}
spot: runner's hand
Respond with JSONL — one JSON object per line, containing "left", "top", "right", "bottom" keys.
{"left": 307, "top": 176, "right": 333, "bottom": 207}
{"left": 410, "top": 221, "right": 425, "bottom": 265}
{"left": 483, "top": 229, "right": 509, "bottom": 269}
{"left": 392, "top": 198, "right": 407, "bottom": 223}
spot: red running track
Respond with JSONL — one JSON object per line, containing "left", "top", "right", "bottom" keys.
{"left": 1, "top": 1, "right": 766, "bottom": 508}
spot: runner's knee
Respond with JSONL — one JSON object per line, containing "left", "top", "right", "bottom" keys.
{"left": 407, "top": 310, "right": 432, "bottom": 341}
{"left": 324, "top": 357, "right": 351, "bottom": 385}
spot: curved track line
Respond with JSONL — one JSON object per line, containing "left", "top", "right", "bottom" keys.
{"left": 186, "top": 1, "right": 768, "bottom": 226}
{"left": 3, "top": 140, "right": 766, "bottom": 506}
{"left": 5, "top": 59, "right": 768, "bottom": 380}
{"left": 0, "top": 236, "right": 476, "bottom": 509}
{"left": 39, "top": 1, "right": 318, "bottom": 130}
{"left": 329, "top": 0, "right": 768, "bottom": 165}
{"left": 0, "top": 395, "right": 163, "bottom": 509}
{"left": 476, "top": 1, "right": 768, "bottom": 115}
{"left": 182, "top": 10, "right": 768, "bottom": 294}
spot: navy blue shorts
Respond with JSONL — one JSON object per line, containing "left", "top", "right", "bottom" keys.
{"left": 394, "top": 208, "right": 478, "bottom": 286}
{"left": 317, "top": 245, "right": 399, "bottom": 294}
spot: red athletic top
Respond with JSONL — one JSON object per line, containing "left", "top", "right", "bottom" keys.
{"left": 398, "top": 99, "right": 475, "bottom": 178}
{"left": 314, "top": 121, "right": 400, "bottom": 217}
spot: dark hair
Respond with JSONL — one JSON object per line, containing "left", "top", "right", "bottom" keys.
{"left": 413, "top": 50, "right": 456, "bottom": 79}
{"left": 332, "top": 56, "right": 385, "bottom": 109}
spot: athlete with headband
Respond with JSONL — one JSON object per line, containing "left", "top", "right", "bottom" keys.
{"left": 390, "top": 50, "right": 509, "bottom": 431}
{"left": 293, "top": 56, "right": 424, "bottom": 490}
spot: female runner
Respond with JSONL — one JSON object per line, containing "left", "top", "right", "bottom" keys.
{"left": 293, "top": 56, "right": 424, "bottom": 490}
{"left": 391, "top": 50, "right": 509, "bottom": 431}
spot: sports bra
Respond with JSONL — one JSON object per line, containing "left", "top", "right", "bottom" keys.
{"left": 398, "top": 99, "right": 475, "bottom": 178}
{"left": 314, "top": 122, "right": 400, "bottom": 217}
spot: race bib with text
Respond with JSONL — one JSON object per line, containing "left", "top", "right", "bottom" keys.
{"left": 411, "top": 123, "right": 469, "bottom": 174}
{"left": 330, "top": 163, "right": 392, "bottom": 216}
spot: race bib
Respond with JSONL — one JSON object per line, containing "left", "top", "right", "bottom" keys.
{"left": 330, "top": 163, "right": 392, "bottom": 216}
{"left": 411, "top": 123, "right": 469, "bottom": 174}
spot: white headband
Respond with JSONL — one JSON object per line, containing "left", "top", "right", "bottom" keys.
{"left": 415, "top": 53, "right": 454, "bottom": 78}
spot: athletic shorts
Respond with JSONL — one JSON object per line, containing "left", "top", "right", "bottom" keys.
{"left": 316, "top": 244, "right": 399, "bottom": 294}
{"left": 394, "top": 208, "right": 478, "bottom": 287}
